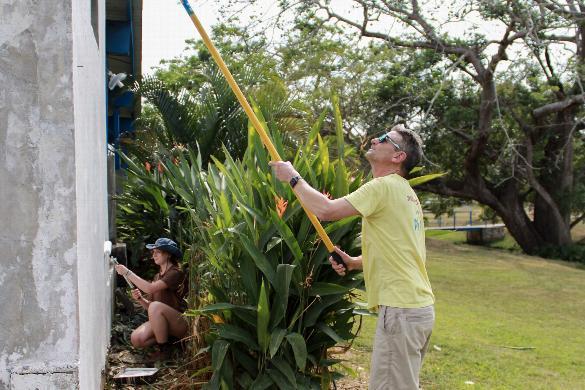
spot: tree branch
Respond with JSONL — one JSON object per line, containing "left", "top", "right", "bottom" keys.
{"left": 312, "top": 0, "right": 485, "bottom": 73}
{"left": 417, "top": 178, "right": 476, "bottom": 200}
{"left": 488, "top": 24, "right": 526, "bottom": 73}
{"left": 539, "top": 33, "right": 577, "bottom": 43}
{"left": 570, "top": 213, "right": 585, "bottom": 228}
{"left": 449, "top": 127, "right": 474, "bottom": 143}
{"left": 536, "top": 0, "right": 585, "bottom": 18}
{"left": 533, "top": 93, "right": 585, "bottom": 118}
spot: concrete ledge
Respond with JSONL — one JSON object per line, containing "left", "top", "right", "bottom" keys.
{"left": 10, "top": 362, "right": 78, "bottom": 390}
{"left": 466, "top": 226, "right": 506, "bottom": 245}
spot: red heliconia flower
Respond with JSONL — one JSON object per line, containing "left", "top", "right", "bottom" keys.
{"left": 145, "top": 162, "right": 152, "bottom": 172}
{"left": 275, "top": 196, "right": 288, "bottom": 218}
{"left": 157, "top": 162, "right": 164, "bottom": 173}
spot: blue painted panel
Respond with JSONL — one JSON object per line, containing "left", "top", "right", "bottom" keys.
{"left": 106, "top": 21, "right": 132, "bottom": 56}
{"left": 113, "top": 91, "right": 134, "bottom": 108}
{"left": 107, "top": 115, "right": 135, "bottom": 144}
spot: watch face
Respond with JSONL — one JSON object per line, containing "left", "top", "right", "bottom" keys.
{"left": 290, "top": 176, "right": 300, "bottom": 188}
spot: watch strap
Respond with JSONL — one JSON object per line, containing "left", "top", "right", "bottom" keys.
{"left": 290, "top": 175, "right": 302, "bottom": 188}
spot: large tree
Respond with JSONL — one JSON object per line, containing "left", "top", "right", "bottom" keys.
{"left": 274, "top": 0, "right": 585, "bottom": 254}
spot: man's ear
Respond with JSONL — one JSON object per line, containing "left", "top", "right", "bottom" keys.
{"left": 393, "top": 151, "right": 407, "bottom": 164}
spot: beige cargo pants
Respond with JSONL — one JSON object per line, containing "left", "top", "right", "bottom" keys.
{"left": 369, "top": 305, "right": 435, "bottom": 389}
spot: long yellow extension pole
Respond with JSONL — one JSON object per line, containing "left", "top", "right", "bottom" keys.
{"left": 180, "top": 0, "right": 342, "bottom": 261}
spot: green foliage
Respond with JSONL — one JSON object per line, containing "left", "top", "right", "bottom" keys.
{"left": 535, "top": 244, "right": 585, "bottom": 264}
{"left": 172, "top": 105, "right": 365, "bottom": 388}
{"left": 132, "top": 65, "right": 250, "bottom": 165}
{"left": 118, "top": 95, "right": 368, "bottom": 386}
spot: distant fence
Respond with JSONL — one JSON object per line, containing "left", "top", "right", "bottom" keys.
{"left": 424, "top": 209, "right": 507, "bottom": 243}
{"left": 423, "top": 209, "right": 499, "bottom": 229}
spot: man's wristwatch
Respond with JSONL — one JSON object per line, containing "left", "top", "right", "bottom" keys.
{"left": 290, "top": 175, "right": 302, "bottom": 188}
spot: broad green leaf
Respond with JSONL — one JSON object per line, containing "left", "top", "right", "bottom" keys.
{"left": 143, "top": 186, "right": 169, "bottom": 214}
{"left": 308, "top": 282, "right": 351, "bottom": 296}
{"left": 334, "top": 162, "right": 349, "bottom": 198}
{"left": 218, "top": 324, "right": 259, "bottom": 350}
{"left": 272, "top": 357, "right": 297, "bottom": 386}
{"left": 267, "top": 368, "right": 296, "bottom": 390}
{"left": 323, "top": 216, "right": 359, "bottom": 235}
{"left": 187, "top": 302, "right": 256, "bottom": 315}
{"left": 269, "top": 328, "right": 287, "bottom": 358}
{"left": 236, "top": 372, "right": 253, "bottom": 389}
{"left": 317, "top": 134, "right": 329, "bottom": 183}
{"left": 286, "top": 332, "right": 308, "bottom": 371}
{"left": 240, "top": 253, "right": 259, "bottom": 304}
{"left": 331, "top": 93, "right": 345, "bottom": 158}
{"left": 211, "top": 339, "right": 230, "bottom": 371}
{"left": 240, "top": 235, "right": 276, "bottom": 286}
{"left": 219, "top": 356, "right": 234, "bottom": 390}
{"left": 271, "top": 264, "right": 295, "bottom": 328}
{"left": 316, "top": 323, "right": 344, "bottom": 343}
{"left": 231, "top": 344, "right": 258, "bottom": 377}
{"left": 250, "top": 373, "right": 274, "bottom": 390}
{"left": 303, "top": 295, "right": 344, "bottom": 327}
{"left": 409, "top": 166, "right": 424, "bottom": 174}
{"left": 319, "top": 358, "right": 343, "bottom": 367}
{"left": 265, "top": 236, "right": 283, "bottom": 252}
{"left": 257, "top": 279, "right": 270, "bottom": 353}
{"left": 270, "top": 210, "right": 303, "bottom": 263}
{"left": 353, "top": 308, "right": 376, "bottom": 316}
{"left": 304, "top": 109, "right": 328, "bottom": 155}
{"left": 408, "top": 172, "right": 446, "bottom": 187}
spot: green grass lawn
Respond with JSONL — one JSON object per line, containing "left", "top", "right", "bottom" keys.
{"left": 342, "top": 238, "right": 585, "bottom": 390}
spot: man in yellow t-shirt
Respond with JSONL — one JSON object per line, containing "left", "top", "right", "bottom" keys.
{"left": 270, "top": 124, "right": 434, "bottom": 389}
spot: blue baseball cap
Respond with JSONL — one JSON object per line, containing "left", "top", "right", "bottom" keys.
{"left": 146, "top": 238, "right": 183, "bottom": 259}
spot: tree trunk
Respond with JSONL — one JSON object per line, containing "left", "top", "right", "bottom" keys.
{"left": 532, "top": 114, "right": 574, "bottom": 246}
{"left": 493, "top": 188, "right": 543, "bottom": 254}
{"left": 420, "top": 178, "right": 552, "bottom": 255}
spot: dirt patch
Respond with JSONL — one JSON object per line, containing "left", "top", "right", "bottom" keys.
{"left": 331, "top": 349, "right": 370, "bottom": 389}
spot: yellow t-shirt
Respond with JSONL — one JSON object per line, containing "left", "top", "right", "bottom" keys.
{"left": 344, "top": 174, "right": 434, "bottom": 309}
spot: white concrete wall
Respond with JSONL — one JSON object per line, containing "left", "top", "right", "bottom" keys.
{"left": 0, "top": 0, "right": 111, "bottom": 388}
{"left": 72, "top": 0, "right": 111, "bottom": 388}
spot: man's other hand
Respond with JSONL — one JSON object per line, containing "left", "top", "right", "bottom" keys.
{"left": 329, "top": 246, "right": 354, "bottom": 276}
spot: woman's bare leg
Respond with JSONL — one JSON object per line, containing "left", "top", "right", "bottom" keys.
{"left": 131, "top": 321, "right": 157, "bottom": 348}
{"left": 148, "top": 302, "right": 189, "bottom": 344}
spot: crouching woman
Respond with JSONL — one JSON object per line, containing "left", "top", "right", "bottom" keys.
{"left": 115, "top": 238, "right": 188, "bottom": 348}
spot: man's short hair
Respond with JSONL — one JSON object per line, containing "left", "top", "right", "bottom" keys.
{"left": 391, "top": 124, "right": 423, "bottom": 174}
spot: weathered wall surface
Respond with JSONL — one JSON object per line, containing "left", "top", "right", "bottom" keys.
{"left": 0, "top": 0, "right": 79, "bottom": 388}
{"left": 0, "top": 0, "right": 110, "bottom": 388}
{"left": 72, "top": 0, "right": 112, "bottom": 388}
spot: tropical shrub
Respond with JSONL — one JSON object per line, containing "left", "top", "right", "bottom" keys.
{"left": 118, "top": 63, "right": 306, "bottom": 264}
{"left": 119, "top": 99, "right": 365, "bottom": 388}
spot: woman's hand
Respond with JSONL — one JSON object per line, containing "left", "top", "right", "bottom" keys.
{"left": 328, "top": 246, "right": 355, "bottom": 276}
{"left": 115, "top": 264, "right": 129, "bottom": 276}
{"left": 131, "top": 289, "right": 143, "bottom": 301}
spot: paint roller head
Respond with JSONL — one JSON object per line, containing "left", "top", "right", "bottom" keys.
{"left": 108, "top": 71, "right": 127, "bottom": 90}
{"left": 104, "top": 240, "right": 112, "bottom": 257}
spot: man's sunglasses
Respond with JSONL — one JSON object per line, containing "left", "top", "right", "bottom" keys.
{"left": 377, "top": 133, "right": 401, "bottom": 150}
